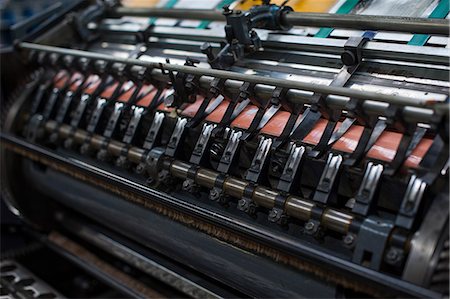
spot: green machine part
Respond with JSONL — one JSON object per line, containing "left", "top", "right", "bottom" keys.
{"left": 314, "top": 0, "right": 360, "bottom": 38}
{"left": 408, "top": 0, "right": 449, "bottom": 46}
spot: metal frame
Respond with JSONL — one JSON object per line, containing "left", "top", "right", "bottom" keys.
{"left": 19, "top": 42, "right": 449, "bottom": 119}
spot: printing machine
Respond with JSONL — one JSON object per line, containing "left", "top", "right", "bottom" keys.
{"left": 1, "top": 0, "right": 449, "bottom": 297}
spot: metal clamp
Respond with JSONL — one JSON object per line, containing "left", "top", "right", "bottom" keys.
{"left": 103, "top": 101, "right": 125, "bottom": 138}
{"left": 79, "top": 97, "right": 107, "bottom": 156}
{"left": 96, "top": 100, "right": 124, "bottom": 162}
{"left": 30, "top": 80, "right": 52, "bottom": 115}
{"left": 165, "top": 117, "right": 188, "bottom": 157}
{"left": 237, "top": 183, "right": 258, "bottom": 215}
{"left": 63, "top": 93, "right": 91, "bottom": 149}
{"left": 182, "top": 165, "right": 200, "bottom": 194}
{"left": 49, "top": 90, "right": 76, "bottom": 143}
{"left": 276, "top": 143, "right": 305, "bottom": 193}
{"left": 313, "top": 153, "right": 343, "bottom": 204}
{"left": 123, "top": 106, "right": 145, "bottom": 145}
{"left": 217, "top": 130, "right": 242, "bottom": 174}
{"left": 42, "top": 88, "right": 60, "bottom": 119}
{"left": 86, "top": 98, "right": 107, "bottom": 133}
{"left": 116, "top": 105, "right": 145, "bottom": 168}
{"left": 190, "top": 123, "right": 217, "bottom": 165}
{"left": 351, "top": 162, "right": 384, "bottom": 216}
{"left": 245, "top": 136, "right": 273, "bottom": 183}
{"left": 26, "top": 114, "right": 45, "bottom": 142}
{"left": 69, "top": 93, "right": 91, "bottom": 128}
{"left": 268, "top": 194, "right": 289, "bottom": 225}
{"left": 55, "top": 91, "right": 74, "bottom": 123}
{"left": 143, "top": 111, "right": 165, "bottom": 150}
{"left": 341, "top": 33, "right": 374, "bottom": 69}
{"left": 395, "top": 175, "right": 427, "bottom": 230}
{"left": 209, "top": 174, "right": 228, "bottom": 204}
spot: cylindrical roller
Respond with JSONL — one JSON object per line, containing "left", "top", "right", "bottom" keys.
{"left": 128, "top": 147, "right": 144, "bottom": 164}
{"left": 284, "top": 196, "right": 314, "bottom": 221}
{"left": 196, "top": 168, "right": 219, "bottom": 189}
{"left": 169, "top": 160, "right": 191, "bottom": 179}
{"left": 224, "top": 177, "right": 247, "bottom": 199}
{"left": 321, "top": 208, "right": 353, "bottom": 235}
{"left": 253, "top": 186, "right": 279, "bottom": 209}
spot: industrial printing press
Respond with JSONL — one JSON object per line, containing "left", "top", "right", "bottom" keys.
{"left": 1, "top": 0, "right": 449, "bottom": 298}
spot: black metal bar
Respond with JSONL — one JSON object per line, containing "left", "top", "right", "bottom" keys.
{"left": 19, "top": 42, "right": 449, "bottom": 115}
{"left": 282, "top": 11, "right": 450, "bottom": 36}
{"left": 110, "top": 7, "right": 450, "bottom": 35}
{"left": 111, "top": 7, "right": 224, "bottom": 21}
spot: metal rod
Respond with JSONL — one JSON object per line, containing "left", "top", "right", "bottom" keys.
{"left": 111, "top": 7, "right": 224, "bottom": 21}
{"left": 110, "top": 7, "right": 450, "bottom": 35}
{"left": 19, "top": 42, "right": 449, "bottom": 115}
{"left": 282, "top": 12, "right": 450, "bottom": 36}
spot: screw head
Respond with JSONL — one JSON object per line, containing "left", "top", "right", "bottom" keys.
{"left": 268, "top": 209, "right": 279, "bottom": 222}
{"left": 343, "top": 234, "right": 355, "bottom": 246}
{"left": 135, "top": 163, "right": 145, "bottom": 174}
{"left": 209, "top": 188, "right": 219, "bottom": 201}
{"left": 238, "top": 199, "right": 246, "bottom": 209}
{"left": 304, "top": 221, "right": 315, "bottom": 231}
{"left": 385, "top": 247, "right": 403, "bottom": 265}
{"left": 182, "top": 180, "right": 190, "bottom": 189}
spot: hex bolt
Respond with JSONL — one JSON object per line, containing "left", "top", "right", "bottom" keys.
{"left": 209, "top": 188, "right": 220, "bottom": 201}
{"left": 146, "top": 177, "right": 154, "bottom": 186}
{"left": 135, "top": 163, "right": 145, "bottom": 174}
{"left": 387, "top": 249, "right": 398, "bottom": 260}
{"left": 237, "top": 199, "right": 247, "bottom": 210}
{"left": 182, "top": 180, "right": 191, "bottom": 191}
{"left": 385, "top": 247, "right": 403, "bottom": 265}
{"left": 304, "top": 221, "right": 315, "bottom": 231}
{"left": 268, "top": 209, "right": 279, "bottom": 222}
{"left": 343, "top": 234, "right": 355, "bottom": 247}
